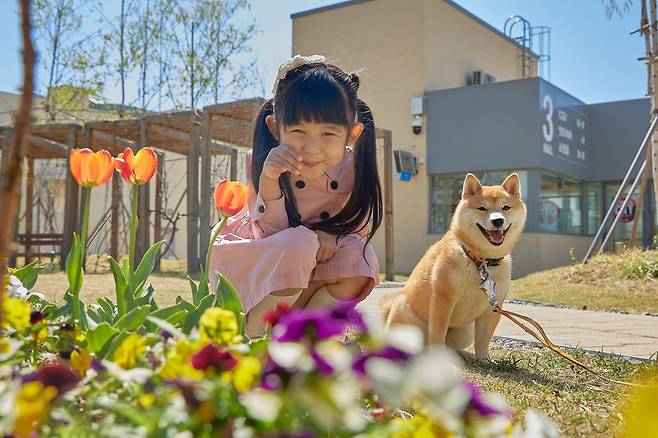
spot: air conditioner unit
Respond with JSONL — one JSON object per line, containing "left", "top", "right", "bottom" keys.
{"left": 394, "top": 150, "right": 418, "bottom": 176}
{"left": 469, "top": 70, "right": 496, "bottom": 86}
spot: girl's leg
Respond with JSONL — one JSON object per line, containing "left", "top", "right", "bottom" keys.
{"left": 304, "top": 276, "right": 370, "bottom": 309}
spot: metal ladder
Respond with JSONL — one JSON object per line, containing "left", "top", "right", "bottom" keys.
{"left": 583, "top": 116, "right": 657, "bottom": 263}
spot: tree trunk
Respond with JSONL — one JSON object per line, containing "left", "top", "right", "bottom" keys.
{"left": 0, "top": 0, "right": 36, "bottom": 329}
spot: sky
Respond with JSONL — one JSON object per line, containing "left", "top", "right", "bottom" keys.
{"left": 0, "top": 0, "right": 646, "bottom": 105}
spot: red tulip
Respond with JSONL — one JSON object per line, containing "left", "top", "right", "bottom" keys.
{"left": 114, "top": 147, "right": 158, "bottom": 185}
{"left": 214, "top": 179, "right": 248, "bottom": 217}
{"left": 69, "top": 148, "right": 114, "bottom": 188}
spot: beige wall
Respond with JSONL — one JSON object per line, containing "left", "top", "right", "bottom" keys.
{"left": 293, "top": 0, "right": 534, "bottom": 275}
{"left": 512, "top": 233, "right": 592, "bottom": 278}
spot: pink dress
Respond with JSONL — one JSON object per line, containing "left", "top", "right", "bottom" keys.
{"left": 209, "top": 148, "right": 379, "bottom": 313}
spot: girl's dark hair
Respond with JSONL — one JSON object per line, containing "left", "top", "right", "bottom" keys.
{"left": 252, "top": 62, "right": 382, "bottom": 244}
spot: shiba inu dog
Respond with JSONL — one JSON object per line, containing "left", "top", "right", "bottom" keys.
{"left": 382, "top": 173, "right": 526, "bottom": 360}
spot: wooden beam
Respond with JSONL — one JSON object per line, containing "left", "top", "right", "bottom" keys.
{"left": 203, "top": 97, "right": 264, "bottom": 114}
{"left": 187, "top": 112, "right": 201, "bottom": 274}
{"left": 383, "top": 131, "right": 395, "bottom": 281}
{"left": 149, "top": 124, "right": 234, "bottom": 154}
{"left": 61, "top": 126, "right": 79, "bottom": 269}
{"left": 136, "top": 119, "right": 150, "bottom": 263}
{"left": 199, "top": 111, "right": 212, "bottom": 262}
{"left": 230, "top": 148, "right": 238, "bottom": 181}
{"left": 92, "top": 129, "right": 136, "bottom": 149}
{"left": 0, "top": 128, "right": 12, "bottom": 206}
{"left": 28, "top": 134, "right": 68, "bottom": 155}
{"left": 25, "top": 158, "right": 34, "bottom": 264}
{"left": 154, "top": 151, "right": 164, "bottom": 272}
{"left": 110, "top": 172, "right": 120, "bottom": 260}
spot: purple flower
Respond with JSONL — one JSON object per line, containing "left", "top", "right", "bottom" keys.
{"left": 90, "top": 358, "right": 106, "bottom": 372}
{"left": 352, "top": 346, "right": 411, "bottom": 376}
{"left": 310, "top": 348, "right": 334, "bottom": 375}
{"left": 272, "top": 301, "right": 366, "bottom": 343}
{"left": 464, "top": 381, "right": 509, "bottom": 417}
{"left": 260, "top": 359, "right": 288, "bottom": 390}
{"left": 23, "top": 361, "right": 81, "bottom": 396}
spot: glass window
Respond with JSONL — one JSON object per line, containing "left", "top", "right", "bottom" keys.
{"left": 539, "top": 172, "right": 582, "bottom": 234}
{"left": 585, "top": 183, "right": 602, "bottom": 236}
{"left": 429, "top": 170, "right": 527, "bottom": 233}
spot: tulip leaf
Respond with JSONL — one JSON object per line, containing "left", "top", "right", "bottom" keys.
{"left": 175, "top": 296, "right": 195, "bottom": 313}
{"left": 96, "top": 297, "right": 117, "bottom": 323}
{"left": 131, "top": 240, "right": 165, "bottom": 295}
{"left": 87, "top": 322, "right": 118, "bottom": 353}
{"left": 113, "top": 305, "right": 150, "bottom": 331}
{"left": 65, "top": 233, "right": 83, "bottom": 305}
{"left": 215, "top": 273, "right": 245, "bottom": 336}
{"left": 145, "top": 303, "right": 187, "bottom": 332}
{"left": 187, "top": 276, "right": 199, "bottom": 303}
{"left": 109, "top": 257, "right": 129, "bottom": 316}
{"left": 10, "top": 260, "right": 43, "bottom": 289}
{"left": 182, "top": 293, "right": 215, "bottom": 334}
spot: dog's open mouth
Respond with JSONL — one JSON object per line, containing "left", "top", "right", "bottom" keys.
{"left": 477, "top": 224, "right": 511, "bottom": 246}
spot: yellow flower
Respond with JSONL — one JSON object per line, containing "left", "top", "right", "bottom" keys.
{"left": 138, "top": 392, "right": 156, "bottom": 409}
{"left": 392, "top": 414, "right": 451, "bottom": 438}
{"left": 70, "top": 349, "right": 91, "bottom": 376}
{"left": 113, "top": 333, "right": 146, "bottom": 369}
{"left": 621, "top": 372, "right": 658, "bottom": 438}
{"left": 3, "top": 294, "right": 30, "bottom": 331}
{"left": 159, "top": 338, "right": 204, "bottom": 381}
{"left": 32, "top": 326, "right": 48, "bottom": 343}
{"left": 13, "top": 381, "right": 58, "bottom": 438}
{"left": 199, "top": 307, "right": 238, "bottom": 345}
{"left": 232, "top": 356, "right": 261, "bottom": 393}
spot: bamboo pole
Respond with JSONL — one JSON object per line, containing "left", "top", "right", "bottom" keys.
{"left": 631, "top": 0, "right": 654, "bottom": 247}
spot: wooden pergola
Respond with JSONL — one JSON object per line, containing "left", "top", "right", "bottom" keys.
{"left": 0, "top": 98, "right": 395, "bottom": 279}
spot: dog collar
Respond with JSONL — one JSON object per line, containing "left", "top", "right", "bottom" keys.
{"left": 461, "top": 245, "right": 503, "bottom": 267}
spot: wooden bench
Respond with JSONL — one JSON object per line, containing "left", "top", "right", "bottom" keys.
{"left": 17, "top": 233, "right": 64, "bottom": 263}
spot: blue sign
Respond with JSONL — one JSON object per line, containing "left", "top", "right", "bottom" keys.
{"left": 397, "top": 171, "right": 412, "bottom": 181}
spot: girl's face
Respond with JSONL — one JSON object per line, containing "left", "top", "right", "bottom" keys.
{"left": 266, "top": 115, "right": 364, "bottom": 179}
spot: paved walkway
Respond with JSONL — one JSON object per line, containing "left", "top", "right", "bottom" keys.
{"left": 358, "top": 285, "right": 658, "bottom": 360}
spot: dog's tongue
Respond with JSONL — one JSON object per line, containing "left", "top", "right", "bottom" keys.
{"left": 487, "top": 229, "right": 504, "bottom": 244}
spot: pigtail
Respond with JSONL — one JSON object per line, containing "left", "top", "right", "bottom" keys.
{"left": 312, "top": 99, "right": 383, "bottom": 245}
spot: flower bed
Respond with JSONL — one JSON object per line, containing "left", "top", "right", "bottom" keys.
{"left": 0, "top": 148, "right": 560, "bottom": 437}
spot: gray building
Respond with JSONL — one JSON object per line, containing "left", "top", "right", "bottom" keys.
{"left": 425, "top": 77, "right": 654, "bottom": 259}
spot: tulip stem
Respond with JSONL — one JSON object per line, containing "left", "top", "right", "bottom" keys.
{"left": 80, "top": 187, "right": 91, "bottom": 253}
{"left": 205, "top": 215, "right": 227, "bottom": 287}
{"left": 129, "top": 184, "right": 139, "bottom": 280}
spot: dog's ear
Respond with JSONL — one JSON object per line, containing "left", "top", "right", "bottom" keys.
{"left": 502, "top": 173, "right": 521, "bottom": 197}
{"left": 462, "top": 173, "right": 482, "bottom": 199}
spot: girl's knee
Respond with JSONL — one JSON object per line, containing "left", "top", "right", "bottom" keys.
{"left": 326, "top": 276, "right": 370, "bottom": 300}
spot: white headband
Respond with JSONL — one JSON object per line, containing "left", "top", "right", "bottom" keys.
{"left": 272, "top": 54, "right": 327, "bottom": 94}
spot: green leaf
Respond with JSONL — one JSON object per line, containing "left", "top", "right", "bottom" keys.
{"left": 87, "top": 323, "right": 118, "bottom": 353}
{"left": 187, "top": 275, "right": 200, "bottom": 305}
{"left": 109, "top": 257, "right": 129, "bottom": 316}
{"left": 113, "top": 305, "right": 150, "bottom": 331}
{"left": 215, "top": 273, "right": 245, "bottom": 336}
{"left": 100, "top": 332, "right": 127, "bottom": 360}
{"left": 136, "top": 284, "right": 155, "bottom": 307}
{"left": 65, "top": 234, "right": 83, "bottom": 297}
{"left": 11, "top": 261, "right": 43, "bottom": 289}
{"left": 175, "top": 296, "right": 195, "bottom": 313}
{"left": 131, "top": 240, "right": 165, "bottom": 295}
{"left": 183, "top": 293, "right": 215, "bottom": 334}
{"left": 144, "top": 303, "right": 186, "bottom": 332}
{"left": 96, "top": 297, "right": 117, "bottom": 323}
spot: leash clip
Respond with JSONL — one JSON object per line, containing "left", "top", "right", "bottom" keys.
{"left": 479, "top": 261, "right": 498, "bottom": 311}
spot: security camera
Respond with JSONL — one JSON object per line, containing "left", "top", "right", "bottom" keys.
{"left": 412, "top": 115, "right": 422, "bottom": 135}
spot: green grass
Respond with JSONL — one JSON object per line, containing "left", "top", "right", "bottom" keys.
{"left": 510, "top": 249, "right": 658, "bottom": 314}
{"left": 463, "top": 345, "right": 658, "bottom": 437}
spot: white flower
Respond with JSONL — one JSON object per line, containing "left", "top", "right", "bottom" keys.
{"left": 102, "top": 361, "right": 153, "bottom": 385}
{"left": 387, "top": 324, "right": 424, "bottom": 355}
{"left": 7, "top": 276, "right": 28, "bottom": 299}
{"left": 314, "top": 340, "right": 353, "bottom": 373}
{"left": 518, "top": 409, "right": 560, "bottom": 438}
{"left": 240, "top": 390, "right": 281, "bottom": 422}
{"left": 268, "top": 342, "right": 313, "bottom": 371}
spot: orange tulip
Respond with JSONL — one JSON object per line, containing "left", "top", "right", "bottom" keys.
{"left": 69, "top": 148, "right": 114, "bottom": 188}
{"left": 214, "top": 179, "right": 248, "bottom": 217}
{"left": 114, "top": 147, "right": 158, "bottom": 185}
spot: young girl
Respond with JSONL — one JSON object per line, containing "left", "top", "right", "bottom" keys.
{"left": 209, "top": 55, "right": 382, "bottom": 336}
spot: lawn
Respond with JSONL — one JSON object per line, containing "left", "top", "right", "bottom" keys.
{"left": 464, "top": 343, "right": 658, "bottom": 437}
{"left": 509, "top": 249, "right": 658, "bottom": 314}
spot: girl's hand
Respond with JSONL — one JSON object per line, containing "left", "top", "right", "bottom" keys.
{"left": 262, "top": 144, "right": 303, "bottom": 180}
{"left": 314, "top": 230, "right": 337, "bottom": 263}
